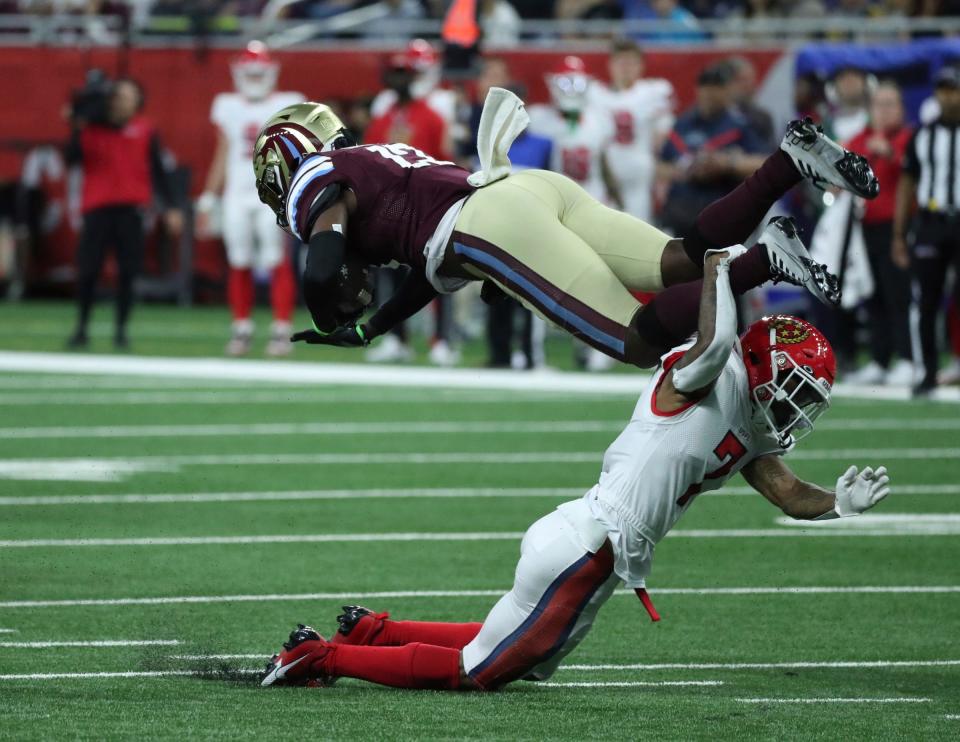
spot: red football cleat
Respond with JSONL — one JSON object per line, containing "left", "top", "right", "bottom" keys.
{"left": 331, "top": 605, "right": 390, "bottom": 646}
{"left": 260, "top": 624, "right": 335, "bottom": 687}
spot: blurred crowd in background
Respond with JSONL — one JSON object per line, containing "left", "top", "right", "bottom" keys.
{"left": 2, "top": 1, "right": 960, "bottom": 393}
{"left": 5, "top": 1, "right": 960, "bottom": 43}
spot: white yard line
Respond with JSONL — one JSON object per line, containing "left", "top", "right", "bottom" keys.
{"left": 0, "top": 421, "right": 622, "bottom": 439}
{"left": 0, "top": 670, "right": 220, "bottom": 681}
{"left": 560, "top": 660, "right": 960, "bottom": 671}
{"left": 173, "top": 656, "right": 960, "bottom": 671}
{"left": 0, "top": 448, "right": 955, "bottom": 482}
{"left": 736, "top": 697, "right": 930, "bottom": 704}
{"left": 543, "top": 681, "right": 723, "bottom": 688}
{"left": 1, "top": 483, "right": 957, "bottom": 507}
{"left": 0, "top": 391, "right": 591, "bottom": 406}
{"left": 2, "top": 350, "right": 958, "bottom": 402}
{"left": 2, "top": 585, "right": 957, "bottom": 609}
{"left": 4, "top": 521, "right": 960, "bottom": 548}
{"left": 0, "top": 640, "right": 178, "bottom": 648}
{"left": 0, "top": 629, "right": 17, "bottom": 633}
{"left": 5, "top": 418, "right": 960, "bottom": 439}
{"left": 0, "top": 487, "right": 586, "bottom": 506}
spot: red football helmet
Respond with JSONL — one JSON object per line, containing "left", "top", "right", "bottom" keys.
{"left": 232, "top": 40, "right": 278, "bottom": 100}
{"left": 547, "top": 55, "right": 591, "bottom": 114}
{"left": 387, "top": 38, "right": 441, "bottom": 99}
{"left": 740, "top": 315, "right": 836, "bottom": 447}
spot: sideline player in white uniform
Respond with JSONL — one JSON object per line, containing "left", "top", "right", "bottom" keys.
{"left": 591, "top": 38, "right": 674, "bottom": 222}
{"left": 527, "top": 56, "right": 617, "bottom": 205}
{"left": 197, "top": 41, "right": 304, "bottom": 356}
{"left": 260, "top": 247, "right": 890, "bottom": 692}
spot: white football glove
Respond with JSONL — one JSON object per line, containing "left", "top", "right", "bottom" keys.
{"left": 833, "top": 465, "right": 890, "bottom": 517}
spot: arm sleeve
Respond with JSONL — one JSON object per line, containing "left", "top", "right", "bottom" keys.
{"left": 64, "top": 127, "right": 83, "bottom": 166}
{"left": 366, "top": 270, "right": 439, "bottom": 338}
{"left": 149, "top": 132, "right": 177, "bottom": 209}
{"left": 671, "top": 259, "right": 737, "bottom": 394}
{"left": 902, "top": 127, "right": 920, "bottom": 178}
{"left": 302, "top": 230, "right": 347, "bottom": 333}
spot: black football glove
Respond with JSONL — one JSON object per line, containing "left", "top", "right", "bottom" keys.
{"left": 291, "top": 324, "right": 370, "bottom": 347}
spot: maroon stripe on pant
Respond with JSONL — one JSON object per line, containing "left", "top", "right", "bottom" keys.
{"left": 471, "top": 543, "right": 614, "bottom": 691}
{"left": 452, "top": 230, "right": 629, "bottom": 358}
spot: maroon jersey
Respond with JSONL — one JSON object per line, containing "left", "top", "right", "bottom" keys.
{"left": 285, "top": 143, "right": 475, "bottom": 270}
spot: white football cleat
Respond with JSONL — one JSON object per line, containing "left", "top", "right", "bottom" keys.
{"left": 428, "top": 339, "right": 461, "bottom": 367}
{"left": 365, "top": 333, "right": 413, "bottom": 363}
{"left": 759, "top": 216, "right": 841, "bottom": 307}
{"left": 225, "top": 321, "right": 253, "bottom": 357}
{"left": 266, "top": 321, "right": 293, "bottom": 357}
{"left": 845, "top": 361, "right": 886, "bottom": 386}
{"left": 885, "top": 359, "right": 917, "bottom": 387}
{"left": 781, "top": 117, "right": 880, "bottom": 199}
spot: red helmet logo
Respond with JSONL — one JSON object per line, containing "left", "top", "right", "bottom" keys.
{"left": 740, "top": 315, "right": 835, "bottom": 447}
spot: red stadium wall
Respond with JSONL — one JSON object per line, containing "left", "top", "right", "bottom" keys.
{"left": 0, "top": 45, "right": 782, "bottom": 287}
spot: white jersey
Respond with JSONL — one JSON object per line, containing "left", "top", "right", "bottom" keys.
{"left": 591, "top": 79, "right": 674, "bottom": 220}
{"left": 585, "top": 342, "right": 783, "bottom": 588}
{"left": 527, "top": 104, "right": 614, "bottom": 201}
{"left": 211, "top": 91, "right": 305, "bottom": 199}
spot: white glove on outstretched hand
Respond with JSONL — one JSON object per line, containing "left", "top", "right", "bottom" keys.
{"left": 834, "top": 465, "right": 890, "bottom": 517}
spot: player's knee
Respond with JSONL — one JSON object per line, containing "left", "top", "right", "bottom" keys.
{"left": 623, "top": 311, "right": 668, "bottom": 369}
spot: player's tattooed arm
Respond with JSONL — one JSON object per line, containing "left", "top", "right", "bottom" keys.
{"left": 659, "top": 250, "right": 736, "bottom": 408}
{"left": 741, "top": 454, "right": 836, "bottom": 520}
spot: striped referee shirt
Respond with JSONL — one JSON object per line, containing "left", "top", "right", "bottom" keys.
{"left": 903, "top": 119, "right": 960, "bottom": 213}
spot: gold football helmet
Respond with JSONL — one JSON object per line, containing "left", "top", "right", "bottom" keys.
{"left": 253, "top": 102, "right": 351, "bottom": 228}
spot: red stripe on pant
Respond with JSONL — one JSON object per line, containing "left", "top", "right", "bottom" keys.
{"left": 471, "top": 543, "right": 614, "bottom": 690}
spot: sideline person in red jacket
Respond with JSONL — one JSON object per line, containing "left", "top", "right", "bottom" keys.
{"left": 65, "top": 77, "right": 183, "bottom": 350}
{"left": 845, "top": 81, "right": 914, "bottom": 387}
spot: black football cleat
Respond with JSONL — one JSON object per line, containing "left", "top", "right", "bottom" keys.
{"left": 332, "top": 605, "right": 390, "bottom": 645}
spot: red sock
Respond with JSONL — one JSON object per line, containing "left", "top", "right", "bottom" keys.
{"left": 270, "top": 260, "right": 295, "bottom": 323}
{"left": 374, "top": 620, "right": 483, "bottom": 649}
{"left": 227, "top": 268, "right": 254, "bottom": 322}
{"left": 327, "top": 642, "right": 462, "bottom": 690}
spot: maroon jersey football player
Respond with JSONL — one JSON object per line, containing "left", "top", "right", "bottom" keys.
{"left": 253, "top": 101, "right": 877, "bottom": 367}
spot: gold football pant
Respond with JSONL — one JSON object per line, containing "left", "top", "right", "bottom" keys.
{"left": 448, "top": 169, "right": 671, "bottom": 361}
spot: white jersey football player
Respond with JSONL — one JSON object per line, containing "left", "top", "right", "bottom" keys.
{"left": 527, "top": 55, "right": 617, "bottom": 204}
{"left": 260, "top": 247, "right": 890, "bottom": 692}
{"left": 197, "top": 41, "right": 304, "bottom": 356}
{"left": 591, "top": 38, "right": 674, "bottom": 222}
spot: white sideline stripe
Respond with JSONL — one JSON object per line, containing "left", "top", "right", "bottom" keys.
{"left": 560, "top": 660, "right": 960, "bottom": 671}
{"left": 2, "top": 483, "right": 958, "bottom": 507}
{"left": 736, "top": 697, "right": 930, "bottom": 704}
{"left": 2, "top": 585, "right": 957, "bottom": 608}
{"left": 6, "top": 522, "right": 960, "bottom": 548}
{"left": 0, "top": 640, "right": 178, "bottom": 648}
{"left": 2, "top": 351, "right": 958, "bottom": 402}
{"left": 0, "top": 352, "right": 648, "bottom": 396}
{"left": 543, "top": 681, "right": 723, "bottom": 688}
{"left": 6, "top": 418, "right": 960, "bottom": 439}
{"left": 0, "top": 421, "right": 623, "bottom": 439}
